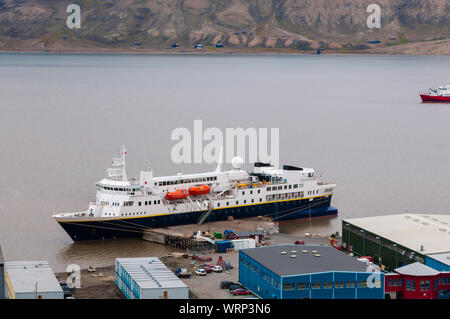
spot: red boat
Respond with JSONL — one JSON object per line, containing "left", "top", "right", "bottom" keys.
{"left": 188, "top": 184, "right": 210, "bottom": 196}
{"left": 420, "top": 85, "right": 450, "bottom": 103}
{"left": 165, "top": 189, "right": 188, "bottom": 200}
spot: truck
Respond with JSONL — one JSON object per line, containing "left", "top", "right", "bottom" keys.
{"left": 175, "top": 268, "right": 192, "bottom": 278}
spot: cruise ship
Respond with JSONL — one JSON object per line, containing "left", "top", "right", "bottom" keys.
{"left": 53, "top": 146, "right": 338, "bottom": 241}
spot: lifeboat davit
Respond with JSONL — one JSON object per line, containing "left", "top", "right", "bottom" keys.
{"left": 165, "top": 189, "right": 188, "bottom": 200}
{"left": 189, "top": 184, "right": 210, "bottom": 196}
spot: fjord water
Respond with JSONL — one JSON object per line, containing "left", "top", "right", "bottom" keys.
{"left": 1, "top": 53, "right": 449, "bottom": 271}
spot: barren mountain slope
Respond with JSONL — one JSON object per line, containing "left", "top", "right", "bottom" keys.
{"left": 0, "top": 0, "right": 448, "bottom": 53}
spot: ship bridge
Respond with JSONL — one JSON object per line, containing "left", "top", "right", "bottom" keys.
{"left": 252, "top": 162, "right": 315, "bottom": 184}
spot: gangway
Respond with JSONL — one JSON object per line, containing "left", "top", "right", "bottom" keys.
{"left": 197, "top": 200, "right": 214, "bottom": 225}
{"left": 193, "top": 231, "right": 216, "bottom": 244}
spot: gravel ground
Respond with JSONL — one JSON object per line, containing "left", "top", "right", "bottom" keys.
{"left": 55, "top": 266, "right": 124, "bottom": 299}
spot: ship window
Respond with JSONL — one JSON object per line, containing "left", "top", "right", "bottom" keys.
{"left": 242, "top": 191, "right": 245, "bottom": 195}
{"left": 293, "top": 184, "right": 298, "bottom": 189}
{"left": 278, "top": 186, "right": 282, "bottom": 190}
{"left": 258, "top": 190, "right": 260, "bottom": 194}
{"left": 284, "top": 185, "right": 287, "bottom": 190}
{"left": 226, "top": 202, "right": 229, "bottom": 206}
{"left": 154, "top": 200, "right": 157, "bottom": 204}
{"left": 236, "top": 201, "right": 239, "bottom": 205}
{"left": 260, "top": 198, "right": 262, "bottom": 202}
{"left": 289, "top": 185, "right": 292, "bottom": 189}
{"left": 250, "top": 190, "right": 253, "bottom": 194}
{"left": 138, "top": 202, "right": 141, "bottom": 206}
{"left": 244, "top": 200, "right": 247, "bottom": 204}
{"left": 158, "top": 200, "right": 160, "bottom": 204}
{"left": 267, "top": 187, "right": 271, "bottom": 191}
{"left": 251, "top": 199, "right": 254, "bottom": 203}
{"left": 217, "top": 203, "right": 220, "bottom": 207}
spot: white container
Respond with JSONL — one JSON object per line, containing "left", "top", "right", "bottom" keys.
{"left": 231, "top": 238, "right": 256, "bottom": 250}
{"left": 4, "top": 261, "right": 63, "bottom": 299}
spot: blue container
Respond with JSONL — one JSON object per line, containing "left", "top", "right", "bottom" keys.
{"left": 216, "top": 240, "right": 233, "bottom": 253}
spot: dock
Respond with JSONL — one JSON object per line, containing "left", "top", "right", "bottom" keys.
{"left": 142, "top": 217, "right": 277, "bottom": 251}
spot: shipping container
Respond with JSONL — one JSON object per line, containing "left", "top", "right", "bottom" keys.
{"left": 232, "top": 239, "right": 256, "bottom": 251}
{"left": 216, "top": 240, "right": 233, "bottom": 253}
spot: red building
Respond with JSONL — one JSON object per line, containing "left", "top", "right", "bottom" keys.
{"left": 385, "top": 262, "right": 450, "bottom": 299}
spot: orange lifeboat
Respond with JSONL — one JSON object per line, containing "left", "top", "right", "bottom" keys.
{"left": 165, "top": 189, "right": 188, "bottom": 200}
{"left": 188, "top": 184, "right": 210, "bottom": 196}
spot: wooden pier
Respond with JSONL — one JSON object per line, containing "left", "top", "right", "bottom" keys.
{"left": 142, "top": 216, "right": 277, "bottom": 251}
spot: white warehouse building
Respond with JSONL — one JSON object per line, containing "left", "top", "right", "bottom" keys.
{"left": 4, "top": 261, "right": 63, "bottom": 299}
{"left": 115, "top": 257, "right": 188, "bottom": 299}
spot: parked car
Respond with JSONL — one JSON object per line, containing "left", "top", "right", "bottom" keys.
{"left": 229, "top": 284, "right": 243, "bottom": 292}
{"left": 200, "top": 266, "right": 212, "bottom": 273}
{"left": 195, "top": 268, "right": 207, "bottom": 276}
{"left": 212, "top": 265, "right": 223, "bottom": 273}
{"left": 220, "top": 281, "right": 236, "bottom": 289}
{"left": 295, "top": 240, "right": 305, "bottom": 245}
{"left": 232, "top": 288, "right": 251, "bottom": 295}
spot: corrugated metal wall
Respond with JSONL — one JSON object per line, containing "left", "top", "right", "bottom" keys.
{"left": 342, "top": 221, "right": 425, "bottom": 271}
{"left": 239, "top": 251, "right": 282, "bottom": 299}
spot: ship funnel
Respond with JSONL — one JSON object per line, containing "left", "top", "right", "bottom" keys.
{"left": 140, "top": 167, "right": 153, "bottom": 189}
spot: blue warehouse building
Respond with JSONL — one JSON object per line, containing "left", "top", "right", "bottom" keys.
{"left": 239, "top": 245, "right": 385, "bottom": 299}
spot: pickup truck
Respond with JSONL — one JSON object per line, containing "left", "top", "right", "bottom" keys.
{"left": 175, "top": 268, "right": 192, "bottom": 278}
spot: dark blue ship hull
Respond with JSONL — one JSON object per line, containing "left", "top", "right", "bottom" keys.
{"left": 57, "top": 196, "right": 337, "bottom": 241}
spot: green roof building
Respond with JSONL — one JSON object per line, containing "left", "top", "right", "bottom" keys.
{"left": 342, "top": 214, "right": 450, "bottom": 272}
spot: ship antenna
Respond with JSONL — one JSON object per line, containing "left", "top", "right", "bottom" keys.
{"left": 120, "top": 145, "right": 128, "bottom": 181}
{"left": 215, "top": 146, "right": 223, "bottom": 173}
{"left": 106, "top": 145, "right": 128, "bottom": 181}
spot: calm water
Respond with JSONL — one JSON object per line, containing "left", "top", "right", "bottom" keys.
{"left": 1, "top": 53, "right": 450, "bottom": 271}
